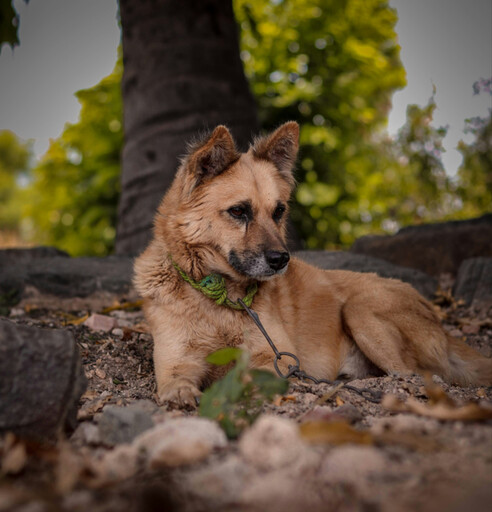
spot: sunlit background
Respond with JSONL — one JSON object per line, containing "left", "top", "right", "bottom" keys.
{"left": 0, "top": 0, "right": 490, "bottom": 254}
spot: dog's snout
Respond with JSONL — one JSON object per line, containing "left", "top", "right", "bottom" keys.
{"left": 265, "top": 250, "right": 290, "bottom": 271}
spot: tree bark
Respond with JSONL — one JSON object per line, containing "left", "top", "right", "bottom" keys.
{"left": 116, "top": 0, "right": 258, "bottom": 255}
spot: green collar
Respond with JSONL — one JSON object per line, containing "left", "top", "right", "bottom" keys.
{"left": 170, "top": 257, "right": 258, "bottom": 310}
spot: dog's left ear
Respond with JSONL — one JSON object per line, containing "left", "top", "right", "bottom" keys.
{"left": 252, "top": 121, "right": 299, "bottom": 187}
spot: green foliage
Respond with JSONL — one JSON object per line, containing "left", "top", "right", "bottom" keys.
{"left": 235, "top": 0, "right": 407, "bottom": 247}
{"left": 199, "top": 348, "right": 289, "bottom": 438}
{"left": 24, "top": 56, "right": 123, "bottom": 256}
{"left": 0, "top": 130, "right": 32, "bottom": 236}
{"left": 456, "top": 79, "right": 492, "bottom": 216}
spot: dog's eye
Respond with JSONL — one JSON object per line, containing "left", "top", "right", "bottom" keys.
{"left": 228, "top": 206, "right": 246, "bottom": 219}
{"left": 273, "top": 205, "right": 286, "bottom": 222}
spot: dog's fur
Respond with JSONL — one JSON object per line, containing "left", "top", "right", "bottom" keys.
{"left": 134, "top": 122, "right": 492, "bottom": 407}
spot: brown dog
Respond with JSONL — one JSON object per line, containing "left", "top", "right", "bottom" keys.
{"left": 134, "top": 121, "right": 492, "bottom": 407}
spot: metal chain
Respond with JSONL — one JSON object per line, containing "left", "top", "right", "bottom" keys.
{"left": 237, "top": 299, "right": 382, "bottom": 404}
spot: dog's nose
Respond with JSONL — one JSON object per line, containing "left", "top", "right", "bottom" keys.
{"left": 265, "top": 250, "right": 290, "bottom": 271}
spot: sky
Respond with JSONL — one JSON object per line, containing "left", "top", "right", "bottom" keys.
{"left": 0, "top": 0, "right": 491, "bottom": 176}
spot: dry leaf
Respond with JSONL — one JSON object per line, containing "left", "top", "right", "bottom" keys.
{"left": 95, "top": 368, "right": 107, "bottom": 380}
{"left": 382, "top": 394, "right": 492, "bottom": 421}
{"left": 316, "top": 382, "right": 346, "bottom": 404}
{"left": 299, "top": 421, "right": 373, "bottom": 445}
{"left": 77, "top": 395, "right": 113, "bottom": 421}
{"left": 335, "top": 396, "right": 345, "bottom": 407}
{"left": 55, "top": 442, "right": 84, "bottom": 495}
{"left": 101, "top": 300, "right": 143, "bottom": 314}
{"left": 1, "top": 435, "right": 27, "bottom": 475}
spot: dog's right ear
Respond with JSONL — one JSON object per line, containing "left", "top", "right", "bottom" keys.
{"left": 185, "top": 126, "right": 240, "bottom": 190}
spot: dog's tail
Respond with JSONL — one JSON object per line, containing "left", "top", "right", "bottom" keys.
{"left": 446, "top": 336, "right": 492, "bottom": 386}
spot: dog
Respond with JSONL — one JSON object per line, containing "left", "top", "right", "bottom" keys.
{"left": 134, "top": 121, "right": 492, "bottom": 407}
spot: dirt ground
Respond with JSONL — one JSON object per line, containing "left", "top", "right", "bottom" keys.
{"left": 1, "top": 287, "right": 492, "bottom": 512}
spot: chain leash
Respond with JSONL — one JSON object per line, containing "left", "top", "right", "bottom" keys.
{"left": 237, "top": 299, "right": 382, "bottom": 404}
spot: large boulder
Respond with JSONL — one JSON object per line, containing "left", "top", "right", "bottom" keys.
{"left": 453, "top": 258, "right": 492, "bottom": 306}
{"left": 0, "top": 319, "right": 87, "bottom": 442}
{"left": 295, "top": 250, "right": 437, "bottom": 299}
{"left": 0, "top": 248, "right": 133, "bottom": 299}
{"left": 350, "top": 214, "right": 492, "bottom": 276}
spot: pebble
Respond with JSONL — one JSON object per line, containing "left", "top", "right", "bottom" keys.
{"left": 238, "top": 415, "right": 308, "bottom": 471}
{"left": 98, "top": 403, "right": 155, "bottom": 446}
{"left": 111, "top": 328, "right": 124, "bottom": 338}
{"left": 136, "top": 417, "right": 227, "bottom": 468}
{"left": 320, "top": 445, "right": 388, "bottom": 493}
{"left": 83, "top": 313, "right": 116, "bottom": 332}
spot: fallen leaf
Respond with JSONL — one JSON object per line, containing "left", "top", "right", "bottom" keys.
{"left": 77, "top": 395, "right": 113, "bottom": 421}
{"left": 315, "top": 382, "right": 346, "bottom": 404}
{"left": 95, "top": 368, "right": 107, "bottom": 380}
{"left": 299, "top": 421, "right": 373, "bottom": 445}
{"left": 100, "top": 299, "right": 143, "bottom": 314}
{"left": 382, "top": 394, "right": 492, "bottom": 421}
{"left": 1, "top": 435, "right": 27, "bottom": 475}
{"left": 335, "top": 396, "right": 345, "bottom": 407}
{"left": 55, "top": 442, "right": 84, "bottom": 495}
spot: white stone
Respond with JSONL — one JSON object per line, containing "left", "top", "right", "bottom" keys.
{"left": 320, "top": 445, "right": 388, "bottom": 489}
{"left": 135, "top": 417, "right": 228, "bottom": 468}
{"left": 83, "top": 313, "right": 116, "bottom": 332}
{"left": 238, "top": 415, "right": 308, "bottom": 471}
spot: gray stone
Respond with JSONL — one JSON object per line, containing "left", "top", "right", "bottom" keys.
{"left": 0, "top": 253, "right": 133, "bottom": 299}
{"left": 453, "top": 257, "right": 492, "bottom": 306}
{"left": 98, "top": 403, "right": 155, "bottom": 446}
{"left": 296, "top": 250, "right": 437, "bottom": 299}
{"left": 0, "top": 319, "right": 86, "bottom": 442}
{"left": 350, "top": 213, "right": 492, "bottom": 276}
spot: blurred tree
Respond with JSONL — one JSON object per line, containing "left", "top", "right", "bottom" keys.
{"left": 24, "top": 57, "right": 123, "bottom": 256}
{"left": 0, "top": 130, "right": 31, "bottom": 243}
{"left": 0, "top": 0, "right": 27, "bottom": 51}
{"left": 116, "top": 0, "right": 258, "bottom": 254}
{"left": 234, "top": 0, "right": 407, "bottom": 247}
{"left": 456, "top": 78, "right": 492, "bottom": 216}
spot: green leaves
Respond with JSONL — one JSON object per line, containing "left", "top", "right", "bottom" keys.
{"left": 199, "top": 349, "right": 289, "bottom": 438}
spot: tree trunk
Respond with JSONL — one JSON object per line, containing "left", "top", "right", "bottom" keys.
{"left": 116, "top": 0, "right": 258, "bottom": 255}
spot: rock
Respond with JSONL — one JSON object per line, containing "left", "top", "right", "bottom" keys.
{"left": 238, "top": 415, "right": 308, "bottom": 471}
{"left": 0, "top": 246, "right": 69, "bottom": 265}
{"left": 453, "top": 258, "right": 492, "bottom": 306}
{"left": 96, "top": 444, "right": 140, "bottom": 484}
{"left": 319, "top": 445, "right": 388, "bottom": 493}
{"left": 296, "top": 250, "right": 437, "bottom": 299}
{"left": 350, "top": 213, "right": 492, "bottom": 277}
{"left": 98, "top": 403, "right": 155, "bottom": 446}
{"left": 71, "top": 422, "right": 101, "bottom": 446}
{"left": 83, "top": 313, "right": 117, "bottom": 332}
{"left": 136, "top": 417, "right": 227, "bottom": 468}
{"left": 0, "top": 319, "right": 86, "bottom": 443}
{"left": 0, "top": 252, "right": 133, "bottom": 300}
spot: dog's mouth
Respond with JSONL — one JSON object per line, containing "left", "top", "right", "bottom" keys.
{"left": 228, "top": 249, "right": 290, "bottom": 280}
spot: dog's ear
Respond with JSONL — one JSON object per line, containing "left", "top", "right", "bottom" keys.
{"left": 187, "top": 126, "right": 240, "bottom": 188}
{"left": 252, "top": 121, "right": 299, "bottom": 187}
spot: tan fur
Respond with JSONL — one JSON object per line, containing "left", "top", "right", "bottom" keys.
{"left": 134, "top": 122, "right": 492, "bottom": 407}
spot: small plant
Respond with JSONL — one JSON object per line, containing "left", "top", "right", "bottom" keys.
{"left": 199, "top": 348, "right": 289, "bottom": 438}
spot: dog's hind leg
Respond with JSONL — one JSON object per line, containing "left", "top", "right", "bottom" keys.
{"left": 341, "top": 303, "right": 417, "bottom": 377}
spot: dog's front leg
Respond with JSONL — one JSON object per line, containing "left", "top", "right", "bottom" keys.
{"left": 153, "top": 334, "right": 206, "bottom": 409}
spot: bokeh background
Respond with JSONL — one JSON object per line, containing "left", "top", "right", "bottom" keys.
{"left": 0, "top": 0, "right": 490, "bottom": 255}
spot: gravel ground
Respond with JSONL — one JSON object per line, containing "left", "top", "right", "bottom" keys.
{"left": 1, "top": 289, "right": 491, "bottom": 512}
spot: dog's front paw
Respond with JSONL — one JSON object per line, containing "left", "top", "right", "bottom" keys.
{"left": 157, "top": 381, "right": 202, "bottom": 409}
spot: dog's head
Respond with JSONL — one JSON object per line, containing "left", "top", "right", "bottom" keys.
{"left": 157, "top": 122, "right": 299, "bottom": 282}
